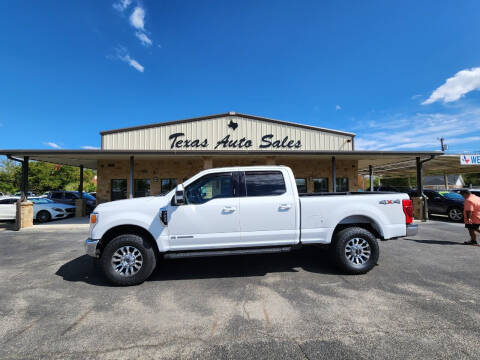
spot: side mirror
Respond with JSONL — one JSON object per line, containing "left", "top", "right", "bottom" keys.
{"left": 173, "top": 184, "right": 185, "bottom": 206}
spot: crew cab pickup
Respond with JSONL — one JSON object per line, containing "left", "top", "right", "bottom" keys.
{"left": 85, "top": 166, "right": 417, "bottom": 286}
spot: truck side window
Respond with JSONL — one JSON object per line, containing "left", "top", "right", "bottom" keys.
{"left": 245, "top": 171, "right": 286, "bottom": 196}
{"left": 185, "top": 173, "right": 233, "bottom": 204}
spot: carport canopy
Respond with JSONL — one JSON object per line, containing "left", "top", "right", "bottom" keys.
{"left": 0, "top": 149, "right": 449, "bottom": 171}
{"left": 2, "top": 149, "right": 479, "bottom": 194}
{"left": 358, "top": 154, "right": 480, "bottom": 178}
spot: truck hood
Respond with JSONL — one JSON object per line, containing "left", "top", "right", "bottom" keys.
{"left": 94, "top": 195, "right": 170, "bottom": 212}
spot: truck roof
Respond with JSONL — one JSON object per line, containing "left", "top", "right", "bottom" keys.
{"left": 201, "top": 165, "right": 289, "bottom": 172}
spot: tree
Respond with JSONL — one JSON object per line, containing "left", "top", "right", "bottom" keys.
{"left": 0, "top": 159, "right": 96, "bottom": 195}
{"left": 463, "top": 173, "right": 480, "bottom": 187}
{"left": 0, "top": 160, "right": 19, "bottom": 194}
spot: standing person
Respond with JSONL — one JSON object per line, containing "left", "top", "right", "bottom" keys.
{"left": 459, "top": 189, "right": 480, "bottom": 245}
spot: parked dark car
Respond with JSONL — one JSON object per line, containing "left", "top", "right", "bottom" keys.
{"left": 409, "top": 189, "right": 464, "bottom": 222}
{"left": 47, "top": 191, "right": 96, "bottom": 213}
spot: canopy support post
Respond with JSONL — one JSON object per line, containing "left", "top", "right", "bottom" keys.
{"left": 416, "top": 155, "right": 436, "bottom": 221}
{"left": 332, "top": 156, "right": 336, "bottom": 192}
{"left": 369, "top": 165, "right": 373, "bottom": 191}
{"left": 129, "top": 156, "right": 134, "bottom": 199}
{"left": 78, "top": 165, "right": 84, "bottom": 197}
{"left": 21, "top": 156, "right": 29, "bottom": 202}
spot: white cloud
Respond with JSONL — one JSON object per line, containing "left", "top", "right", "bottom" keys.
{"left": 135, "top": 31, "right": 152, "bottom": 46}
{"left": 126, "top": 56, "right": 144, "bottom": 72}
{"left": 335, "top": 105, "right": 342, "bottom": 111}
{"left": 114, "top": 4, "right": 153, "bottom": 47}
{"left": 355, "top": 107, "right": 480, "bottom": 151}
{"left": 113, "top": 0, "right": 132, "bottom": 12}
{"left": 44, "top": 142, "right": 61, "bottom": 149}
{"left": 423, "top": 67, "right": 480, "bottom": 105}
{"left": 411, "top": 94, "right": 422, "bottom": 100}
{"left": 130, "top": 6, "right": 145, "bottom": 30}
{"left": 122, "top": 55, "right": 144, "bottom": 72}
{"left": 115, "top": 47, "right": 144, "bottom": 72}
{"left": 81, "top": 146, "right": 100, "bottom": 150}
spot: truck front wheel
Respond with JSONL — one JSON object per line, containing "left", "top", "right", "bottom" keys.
{"left": 100, "top": 234, "right": 157, "bottom": 286}
{"left": 332, "top": 227, "right": 379, "bottom": 274}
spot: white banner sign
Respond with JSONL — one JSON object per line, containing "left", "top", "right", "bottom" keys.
{"left": 460, "top": 154, "right": 480, "bottom": 165}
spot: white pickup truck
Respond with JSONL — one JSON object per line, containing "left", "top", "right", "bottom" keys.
{"left": 85, "top": 166, "right": 417, "bottom": 286}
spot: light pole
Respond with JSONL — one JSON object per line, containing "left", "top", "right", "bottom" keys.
{"left": 439, "top": 138, "right": 448, "bottom": 190}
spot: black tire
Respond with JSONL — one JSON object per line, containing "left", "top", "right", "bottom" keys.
{"left": 100, "top": 234, "right": 156, "bottom": 286}
{"left": 447, "top": 207, "right": 463, "bottom": 222}
{"left": 332, "top": 227, "right": 379, "bottom": 275}
{"left": 37, "top": 210, "right": 51, "bottom": 223}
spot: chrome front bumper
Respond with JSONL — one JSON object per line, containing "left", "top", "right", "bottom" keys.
{"left": 406, "top": 224, "right": 418, "bottom": 237}
{"left": 85, "top": 238, "right": 100, "bottom": 257}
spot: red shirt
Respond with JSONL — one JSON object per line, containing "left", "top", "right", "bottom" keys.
{"left": 464, "top": 194, "right": 480, "bottom": 224}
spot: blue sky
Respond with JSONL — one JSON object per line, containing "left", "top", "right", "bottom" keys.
{"left": 1, "top": 0, "right": 480, "bottom": 153}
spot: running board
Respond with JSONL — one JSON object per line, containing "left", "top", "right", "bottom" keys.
{"left": 164, "top": 246, "right": 293, "bottom": 259}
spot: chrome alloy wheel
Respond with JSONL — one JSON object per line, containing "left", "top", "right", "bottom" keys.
{"left": 345, "top": 237, "right": 371, "bottom": 265}
{"left": 111, "top": 246, "right": 143, "bottom": 276}
{"left": 449, "top": 208, "right": 463, "bottom": 221}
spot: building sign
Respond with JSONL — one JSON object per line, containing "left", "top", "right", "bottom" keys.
{"left": 460, "top": 154, "right": 480, "bottom": 165}
{"left": 168, "top": 132, "right": 302, "bottom": 150}
{"left": 168, "top": 120, "right": 301, "bottom": 150}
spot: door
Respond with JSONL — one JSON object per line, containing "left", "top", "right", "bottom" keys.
{"left": 239, "top": 170, "right": 298, "bottom": 246}
{"left": 0, "top": 199, "right": 17, "bottom": 220}
{"left": 167, "top": 172, "right": 240, "bottom": 250}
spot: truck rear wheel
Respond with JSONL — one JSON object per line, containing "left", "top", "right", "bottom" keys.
{"left": 100, "top": 234, "right": 156, "bottom": 286}
{"left": 332, "top": 227, "right": 379, "bottom": 274}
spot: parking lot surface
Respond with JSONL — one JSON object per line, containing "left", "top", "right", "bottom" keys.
{"left": 0, "top": 219, "right": 479, "bottom": 359}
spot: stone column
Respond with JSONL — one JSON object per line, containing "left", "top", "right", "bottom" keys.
{"left": 75, "top": 199, "right": 87, "bottom": 217}
{"left": 16, "top": 200, "right": 33, "bottom": 230}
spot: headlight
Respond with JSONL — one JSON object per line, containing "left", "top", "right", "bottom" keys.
{"left": 52, "top": 208, "right": 65, "bottom": 212}
{"left": 90, "top": 213, "right": 98, "bottom": 224}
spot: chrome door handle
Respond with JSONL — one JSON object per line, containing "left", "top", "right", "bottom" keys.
{"left": 222, "top": 206, "right": 236, "bottom": 212}
{"left": 279, "top": 204, "right": 292, "bottom": 210}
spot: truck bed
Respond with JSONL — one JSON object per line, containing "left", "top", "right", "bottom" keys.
{"left": 299, "top": 191, "right": 400, "bottom": 197}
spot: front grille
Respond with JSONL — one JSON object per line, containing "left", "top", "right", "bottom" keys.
{"left": 65, "top": 208, "right": 75, "bottom": 213}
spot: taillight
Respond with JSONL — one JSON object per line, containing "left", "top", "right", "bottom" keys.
{"left": 402, "top": 199, "right": 414, "bottom": 224}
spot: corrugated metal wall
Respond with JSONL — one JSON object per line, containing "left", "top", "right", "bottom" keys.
{"left": 102, "top": 115, "right": 353, "bottom": 151}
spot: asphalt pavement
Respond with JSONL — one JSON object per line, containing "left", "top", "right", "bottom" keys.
{"left": 0, "top": 219, "right": 479, "bottom": 359}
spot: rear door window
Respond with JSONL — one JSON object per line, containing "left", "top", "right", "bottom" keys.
{"left": 245, "top": 171, "right": 286, "bottom": 197}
